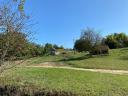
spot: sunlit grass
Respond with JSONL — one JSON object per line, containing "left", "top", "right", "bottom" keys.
{"left": 1, "top": 67, "right": 128, "bottom": 96}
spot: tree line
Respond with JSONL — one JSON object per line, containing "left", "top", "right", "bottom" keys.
{"left": 74, "top": 27, "right": 128, "bottom": 55}
{"left": 0, "top": 31, "right": 64, "bottom": 60}
{"left": 103, "top": 33, "right": 128, "bottom": 49}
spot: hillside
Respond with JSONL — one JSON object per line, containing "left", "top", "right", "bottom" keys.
{"left": 25, "top": 48, "right": 128, "bottom": 70}
{"left": 1, "top": 48, "right": 128, "bottom": 96}
{"left": 64, "top": 48, "right": 128, "bottom": 70}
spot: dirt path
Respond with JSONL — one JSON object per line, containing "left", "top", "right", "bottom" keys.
{"left": 27, "top": 62, "right": 128, "bottom": 75}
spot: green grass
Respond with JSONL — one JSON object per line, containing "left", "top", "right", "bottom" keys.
{"left": 1, "top": 67, "right": 128, "bottom": 96}
{"left": 2, "top": 48, "right": 128, "bottom": 95}
{"left": 25, "top": 55, "right": 63, "bottom": 65}
{"left": 64, "top": 48, "right": 128, "bottom": 70}
{"left": 24, "top": 48, "right": 128, "bottom": 70}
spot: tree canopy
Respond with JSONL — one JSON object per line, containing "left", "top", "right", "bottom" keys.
{"left": 104, "top": 33, "right": 128, "bottom": 49}
{"left": 74, "top": 27, "right": 102, "bottom": 52}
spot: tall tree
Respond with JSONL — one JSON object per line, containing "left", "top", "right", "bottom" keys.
{"left": 0, "top": 0, "right": 31, "bottom": 73}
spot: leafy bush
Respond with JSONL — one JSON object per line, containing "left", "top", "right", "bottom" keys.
{"left": 74, "top": 39, "right": 92, "bottom": 52}
{"left": 90, "top": 45, "right": 109, "bottom": 55}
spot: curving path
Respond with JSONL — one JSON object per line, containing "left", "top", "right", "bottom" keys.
{"left": 27, "top": 62, "right": 128, "bottom": 75}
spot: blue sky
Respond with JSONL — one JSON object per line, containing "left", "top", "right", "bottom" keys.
{"left": 25, "top": 0, "right": 128, "bottom": 48}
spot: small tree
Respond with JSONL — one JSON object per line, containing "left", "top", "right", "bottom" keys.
{"left": 74, "top": 27, "right": 102, "bottom": 52}
{"left": 43, "top": 43, "right": 53, "bottom": 55}
{"left": 53, "top": 44, "right": 59, "bottom": 49}
{"left": 74, "top": 39, "right": 92, "bottom": 52}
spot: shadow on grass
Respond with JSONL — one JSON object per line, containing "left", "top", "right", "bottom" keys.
{"left": 59, "top": 54, "right": 92, "bottom": 61}
{"left": 119, "top": 56, "right": 128, "bottom": 60}
{"left": 59, "top": 54, "right": 109, "bottom": 62}
{"left": 118, "top": 48, "right": 128, "bottom": 60}
{"left": 120, "top": 48, "right": 128, "bottom": 51}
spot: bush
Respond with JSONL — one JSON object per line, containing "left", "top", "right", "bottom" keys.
{"left": 90, "top": 45, "right": 109, "bottom": 55}
{"left": 74, "top": 39, "right": 92, "bottom": 52}
{"left": 0, "top": 85, "right": 76, "bottom": 96}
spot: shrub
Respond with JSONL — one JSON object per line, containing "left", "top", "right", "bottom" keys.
{"left": 90, "top": 45, "right": 109, "bottom": 55}
{"left": 74, "top": 39, "right": 92, "bottom": 52}
{"left": 0, "top": 85, "right": 76, "bottom": 96}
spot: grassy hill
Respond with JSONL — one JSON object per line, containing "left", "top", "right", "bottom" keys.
{"left": 64, "top": 48, "right": 128, "bottom": 70}
{"left": 26, "top": 48, "right": 128, "bottom": 70}
{"left": 1, "top": 48, "right": 128, "bottom": 96}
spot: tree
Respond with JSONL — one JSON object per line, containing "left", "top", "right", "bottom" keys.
{"left": 0, "top": 0, "right": 31, "bottom": 73}
{"left": 53, "top": 44, "right": 59, "bottom": 49}
{"left": 43, "top": 43, "right": 53, "bottom": 55}
{"left": 104, "top": 33, "right": 128, "bottom": 49}
{"left": 74, "top": 39, "right": 92, "bottom": 52}
{"left": 0, "top": 32, "right": 28, "bottom": 60}
{"left": 60, "top": 45, "right": 64, "bottom": 49}
{"left": 53, "top": 44, "right": 64, "bottom": 49}
{"left": 74, "top": 27, "right": 102, "bottom": 52}
{"left": 26, "top": 43, "right": 44, "bottom": 57}
{"left": 80, "top": 27, "right": 102, "bottom": 46}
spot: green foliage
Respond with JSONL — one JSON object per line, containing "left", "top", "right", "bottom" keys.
{"left": 74, "top": 39, "right": 92, "bottom": 52}
{"left": 53, "top": 44, "right": 64, "bottom": 49}
{"left": 53, "top": 44, "right": 59, "bottom": 49}
{"left": 90, "top": 45, "right": 109, "bottom": 55}
{"left": 0, "top": 0, "right": 29, "bottom": 64}
{"left": 0, "top": 31, "right": 64, "bottom": 59}
{"left": 43, "top": 43, "right": 53, "bottom": 55}
{"left": 0, "top": 32, "right": 28, "bottom": 60}
{"left": 25, "top": 43, "right": 44, "bottom": 57}
{"left": 60, "top": 45, "right": 64, "bottom": 49}
{"left": 74, "top": 27, "right": 102, "bottom": 52}
{"left": 43, "top": 43, "right": 64, "bottom": 55}
{"left": 104, "top": 33, "right": 128, "bottom": 49}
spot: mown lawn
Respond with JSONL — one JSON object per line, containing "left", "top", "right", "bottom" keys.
{"left": 1, "top": 67, "right": 128, "bottom": 96}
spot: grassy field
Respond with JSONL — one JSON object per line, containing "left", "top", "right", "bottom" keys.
{"left": 25, "top": 48, "right": 128, "bottom": 70}
{"left": 64, "top": 48, "right": 128, "bottom": 70}
{"left": 1, "top": 48, "right": 128, "bottom": 96}
{"left": 1, "top": 67, "right": 128, "bottom": 96}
